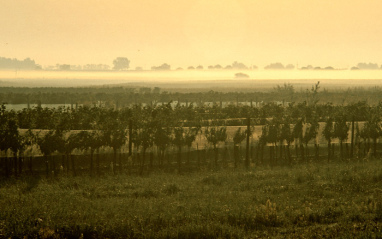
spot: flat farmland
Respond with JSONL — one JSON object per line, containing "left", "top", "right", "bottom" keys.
{"left": 1, "top": 159, "right": 382, "bottom": 238}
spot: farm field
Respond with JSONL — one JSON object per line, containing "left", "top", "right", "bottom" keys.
{"left": 2, "top": 70, "right": 382, "bottom": 89}
{"left": 1, "top": 159, "right": 382, "bottom": 238}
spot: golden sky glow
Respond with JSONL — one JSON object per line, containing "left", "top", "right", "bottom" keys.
{"left": 1, "top": 0, "right": 382, "bottom": 69}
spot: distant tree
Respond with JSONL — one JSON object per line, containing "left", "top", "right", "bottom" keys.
{"left": 293, "top": 118, "right": 304, "bottom": 161}
{"left": 363, "top": 107, "right": 382, "bottom": 157}
{"left": 113, "top": 57, "right": 130, "bottom": 70}
{"left": 57, "top": 64, "right": 71, "bottom": 71}
{"left": 324, "top": 66, "right": 334, "bottom": 70}
{"left": 135, "top": 66, "right": 143, "bottom": 71}
{"left": 285, "top": 64, "right": 295, "bottom": 70}
{"left": 152, "top": 87, "right": 161, "bottom": 94}
{"left": 301, "top": 65, "right": 313, "bottom": 70}
{"left": 303, "top": 115, "right": 319, "bottom": 160}
{"left": 334, "top": 111, "right": 350, "bottom": 159}
{"left": 187, "top": 66, "right": 195, "bottom": 70}
{"left": 208, "top": 65, "right": 214, "bottom": 69}
{"left": 232, "top": 61, "right": 248, "bottom": 69}
{"left": 357, "top": 62, "right": 379, "bottom": 70}
{"left": 280, "top": 117, "right": 294, "bottom": 164}
{"left": 151, "top": 63, "right": 171, "bottom": 71}
{"left": 196, "top": 65, "right": 204, "bottom": 70}
{"left": 274, "top": 83, "right": 294, "bottom": 95}
{"left": 323, "top": 117, "right": 335, "bottom": 162}
{"left": 184, "top": 127, "right": 199, "bottom": 164}
{"left": 214, "top": 64, "right": 222, "bottom": 69}
{"left": 83, "top": 64, "right": 110, "bottom": 71}
{"left": 139, "top": 87, "right": 151, "bottom": 94}
{"left": 37, "top": 130, "right": 64, "bottom": 176}
{"left": 0, "top": 57, "right": 38, "bottom": 70}
{"left": 205, "top": 126, "right": 227, "bottom": 167}
{"left": 351, "top": 66, "right": 360, "bottom": 70}
{"left": 233, "top": 127, "right": 246, "bottom": 167}
{"left": 70, "top": 65, "right": 82, "bottom": 70}
{"left": 264, "top": 62, "right": 285, "bottom": 70}
{"left": 224, "top": 65, "right": 233, "bottom": 70}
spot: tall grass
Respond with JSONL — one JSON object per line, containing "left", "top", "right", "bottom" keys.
{"left": 1, "top": 159, "right": 382, "bottom": 238}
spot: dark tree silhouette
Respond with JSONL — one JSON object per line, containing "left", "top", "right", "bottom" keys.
{"left": 113, "top": 57, "right": 130, "bottom": 70}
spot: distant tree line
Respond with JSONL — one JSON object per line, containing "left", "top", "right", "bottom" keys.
{"left": 0, "top": 57, "right": 40, "bottom": 70}
{"left": 2, "top": 56, "right": 382, "bottom": 71}
{"left": 351, "top": 62, "right": 382, "bottom": 70}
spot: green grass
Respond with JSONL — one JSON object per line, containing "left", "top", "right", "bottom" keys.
{"left": 1, "top": 159, "right": 382, "bottom": 238}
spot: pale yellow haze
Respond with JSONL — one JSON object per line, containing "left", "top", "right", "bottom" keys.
{"left": 1, "top": 0, "right": 382, "bottom": 69}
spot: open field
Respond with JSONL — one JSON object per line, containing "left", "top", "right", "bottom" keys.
{"left": 2, "top": 70, "right": 382, "bottom": 90}
{"left": 1, "top": 159, "right": 382, "bottom": 238}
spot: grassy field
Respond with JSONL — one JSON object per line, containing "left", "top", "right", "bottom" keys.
{"left": 1, "top": 159, "right": 382, "bottom": 238}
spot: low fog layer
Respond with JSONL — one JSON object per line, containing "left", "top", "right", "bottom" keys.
{"left": 1, "top": 70, "right": 382, "bottom": 89}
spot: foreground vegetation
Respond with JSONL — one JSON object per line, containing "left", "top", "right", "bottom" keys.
{"left": 1, "top": 159, "right": 382, "bottom": 238}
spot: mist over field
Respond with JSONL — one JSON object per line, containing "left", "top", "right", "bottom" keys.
{"left": 2, "top": 70, "right": 382, "bottom": 89}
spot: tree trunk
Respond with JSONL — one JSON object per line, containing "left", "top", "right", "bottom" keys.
{"left": 90, "top": 149, "right": 94, "bottom": 176}
{"left": 214, "top": 145, "right": 219, "bottom": 168}
{"left": 52, "top": 154, "right": 56, "bottom": 176}
{"left": 149, "top": 151, "right": 154, "bottom": 170}
{"left": 274, "top": 143, "right": 278, "bottom": 165}
{"left": 187, "top": 147, "right": 191, "bottom": 165}
{"left": 18, "top": 156, "right": 23, "bottom": 176}
{"left": 29, "top": 156, "right": 33, "bottom": 175}
{"left": 71, "top": 154, "right": 76, "bottom": 176}
{"left": 327, "top": 138, "right": 331, "bottom": 163}
{"left": 129, "top": 120, "right": 133, "bottom": 156}
{"left": 44, "top": 155, "right": 49, "bottom": 177}
{"left": 340, "top": 140, "right": 343, "bottom": 160}
{"left": 269, "top": 145, "right": 273, "bottom": 167}
{"left": 177, "top": 145, "right": 182, "bottom": 173}
{"left": 315, "top": 144, "right": 319, "bottom": 161}
{"left": 113, "top": 148, "right": 117, "bottom": 174}
{"left": 140, "top": 148, "right": 146, "bottom": 176}
{"left": 234, "top": 145, "right": 239, "bottom": 168}
{"left": 96, "top": 149, "right": 100, "bottom": 175}
{"left": 373, "top": 137, "right": 377, "bottom": 157}
{"left": 119, "top": 149, "right": 123, "bottom": 172}
{"left": 61, "top": 155, "right": 65, "bottom": 174}
{"left": 350, "top": 118, "right": 355, "bottom": 158}
{"left": 345, "top": 143, "right": 349, "bottom": 159}
{"left": 5, "top": 157, "right": 9, "bottom": 178}
{"left": 300, "top": 143, "right": 305, "bottom": 162}
{"left": 14, "top": 153, "right": 18, "bottom": 177}
{"left": 224, "top": 146, "right": 229, "bottom": 167}
{"left": 66, "top": 154, "right": 70, "bottom": 175}
{"left": 245, "top": 117, "right": 250, "bottom": 169}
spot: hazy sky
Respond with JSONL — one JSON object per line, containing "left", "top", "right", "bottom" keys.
{"left": 1, "top": 0, "right": 382, "bottom": 69}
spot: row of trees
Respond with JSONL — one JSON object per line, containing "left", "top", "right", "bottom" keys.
{"left": 2, "top": 99, "right": 382, "bottom": 177}
{"left": 5, "top": 84, "right": 382, "bottom": 106}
